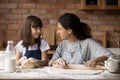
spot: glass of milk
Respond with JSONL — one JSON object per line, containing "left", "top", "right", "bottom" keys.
{"left": 5, "top": 55, "right": 16, "bottom": 72}
{"left": 5, "top": 40, "right": 16, "bottom": 72}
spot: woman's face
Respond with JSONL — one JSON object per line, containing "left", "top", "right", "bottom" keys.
{"left": 31, "top": 27, "right": 41, "bottom": 38}
{"left": 57, "top": 22, "right": 71, "bottom": 40}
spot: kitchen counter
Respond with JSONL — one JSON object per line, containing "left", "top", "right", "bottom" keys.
{"left": 0, "top": 66, "right": 120, "bottom": 79}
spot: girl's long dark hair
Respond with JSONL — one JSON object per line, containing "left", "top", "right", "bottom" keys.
{"left": 58, "top": 13, "right": 91, "bottom": 40}
{"left": 20, "top": 15, "right": 42, "bottom": 47}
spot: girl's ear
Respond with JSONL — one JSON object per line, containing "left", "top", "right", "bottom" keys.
{"left": 67, "top": 28, "right": 72, "bottom": 34}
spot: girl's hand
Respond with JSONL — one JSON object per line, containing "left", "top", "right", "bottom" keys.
{"left": 84, "top": 58, "right": 97, "bottom": 67}
{"left": 18, "top": 56, "right": 27, "bottom": 65}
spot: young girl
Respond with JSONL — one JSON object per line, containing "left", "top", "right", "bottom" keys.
{"left": 49, "top": 13, "right": 112, "bottom": 68}
{"left": 15, "top": 15, "right": 50, "bottom": 66}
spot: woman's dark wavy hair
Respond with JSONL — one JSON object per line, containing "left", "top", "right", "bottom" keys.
{"left": 20, "top": 15, "right": 42, "bottom": 47}
{"left": 58, "top": 13, "right": 91, "bottom": 40}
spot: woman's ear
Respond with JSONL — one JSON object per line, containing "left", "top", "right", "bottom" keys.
{"left": 67, "top": 29, "right": 72, "bottom": 34}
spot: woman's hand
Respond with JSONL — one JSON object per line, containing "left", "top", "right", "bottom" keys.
{"left": 84, "top": 56, "right": 108, "bottom": 67}
{"left": 53, "top": 58, "right": 67, "bottom": 68}
{"left": 83, "top": 58, "right": 97, "bottom": 67}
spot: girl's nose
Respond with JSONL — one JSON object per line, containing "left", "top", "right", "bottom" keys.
{"left": 57, "top": 30, "right": 59, "bottom": 34}
{"left": 37, "top": 28, "right": 41, "bottom": 33}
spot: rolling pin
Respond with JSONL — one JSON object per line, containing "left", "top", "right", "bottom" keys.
{"left": 53, "top": 64, "right": 105, "bottom": 70}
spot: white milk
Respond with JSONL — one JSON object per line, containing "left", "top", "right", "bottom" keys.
{"left": 0, "top": 51, "right": 5, "bottom": 69}
{"left": 5, "top": 58, "right": 16, "bottom": 72}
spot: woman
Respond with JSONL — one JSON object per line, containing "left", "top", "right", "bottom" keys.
{"left": 15, "top": 15, "right": 50, "bottom": 66}
{"left": 49, "top": 13, "right": 112, "bottom": 68}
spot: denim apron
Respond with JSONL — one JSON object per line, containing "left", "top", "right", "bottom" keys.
{"left": 24, "top": 42, "right": 41, "bottom": 60}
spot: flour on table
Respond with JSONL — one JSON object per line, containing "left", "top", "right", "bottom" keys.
{"left": 45, "top": 67, "right": 104, "bottom": 75}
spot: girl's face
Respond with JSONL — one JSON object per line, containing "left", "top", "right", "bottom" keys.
{"left": 31, "top": 27, "right": 41, "bottom": 38}
{"left": 57, "top": 22, "right": 71, "bottom": 40}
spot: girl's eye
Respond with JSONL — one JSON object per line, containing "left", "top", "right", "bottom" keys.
{"left": 35, "top": 27, "right": 41, "bottom": 30}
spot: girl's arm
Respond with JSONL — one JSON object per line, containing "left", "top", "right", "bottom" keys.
{"left": 40, "top": 51, "right": 49, "bottom": 66}
{"left": 16, "top": 50, "right": 22, "bottom": 66}
{"left": 41, "top": 50, "right": 48, "bottom": 60}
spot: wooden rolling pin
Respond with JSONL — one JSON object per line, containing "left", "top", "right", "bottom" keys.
{"left": 53, "top": 64, "right": 105, "bottom": 70}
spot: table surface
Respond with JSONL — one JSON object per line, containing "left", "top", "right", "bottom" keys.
{"left": 0, "top": 66, "right": 120, "bottom": 79}
{"left": 0, "top": 48, "right": 120, "bottom": 79}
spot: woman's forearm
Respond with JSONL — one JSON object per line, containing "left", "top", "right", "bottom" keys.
{"left": 84, "top": 56, "right": 108, "bottom": 67}
{"left": 95, "top": 56, "right": 108, "bottom": 63}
